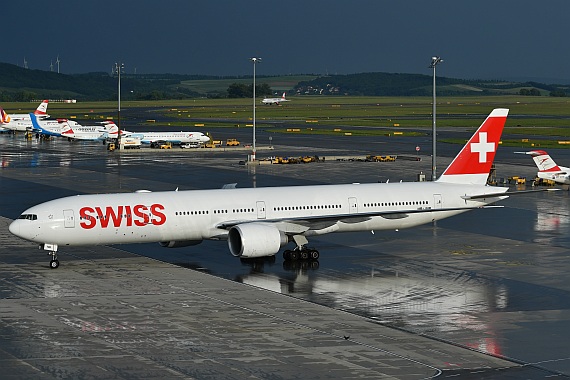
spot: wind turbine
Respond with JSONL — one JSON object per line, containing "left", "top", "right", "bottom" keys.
{"left": 56, "top": 55, "right": 60, "bottom": 73}
{"left": 50, "top": 60, "right": 54, "bottom": 72}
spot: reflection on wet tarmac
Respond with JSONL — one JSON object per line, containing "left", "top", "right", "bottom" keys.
{"left": 534, "top": 193, "right": 570, "bottom": 246}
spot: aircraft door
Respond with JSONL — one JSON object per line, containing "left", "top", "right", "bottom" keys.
{"left": 256, "top": 201, "right": 266, "bottom": 219}
{"left": 433, "top": 194, "right": 442, "bottom": 209}
{"left": 63, "top": 209, "right": 75, "bottom": 228}
{"left": 348, "top": 197, "right": 358, "bottom": 214}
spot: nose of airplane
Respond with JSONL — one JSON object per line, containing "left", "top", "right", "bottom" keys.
{"left": 8, "top": 220, "right": 19, "bottom": 236}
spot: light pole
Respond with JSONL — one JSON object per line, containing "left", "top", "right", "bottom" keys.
{"left": 115, "top": 62, "right": 124, "bottom": 149}
{"left": 429, "top": 56, "right": 443, "bottom": 181}
{"left": 250, "top": 57, "right": 261, "bottom": 161}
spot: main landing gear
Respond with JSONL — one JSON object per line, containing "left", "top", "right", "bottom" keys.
{"left": 284, "top": 235, "right": 320, "bottom": 261}
{"left": 283, "top": 246, "right": 320, "bottom": 261}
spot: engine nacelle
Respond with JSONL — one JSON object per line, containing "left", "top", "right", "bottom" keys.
{"left": 159, "top": 240, "right": 202, "bottom": 248}
{"left": 228, "top": 223, "right": 288, "bottom": 258}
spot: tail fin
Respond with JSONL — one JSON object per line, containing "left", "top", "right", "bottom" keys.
{"left": 524, "top": 150, "right": 561, "bottom": 172}
{"left": 60, "top": 123, "right": 74, "bottom": 136}
{"left": 34, "top": 100, "right": 49, "bottom": 116}
{"left": 282, "top": 92, "right": 286, "bottom": 99}
{"left": 29, "top": 113, "right": 43, "bottom": 132}
{"left": 104, "top": 121, "right": 118, "bottom": 136}
{"left": 0, "top": 108, "right": 11, "bottom": 123}
{"left": 437, "top": 108, "right": 509, "bottom": 185}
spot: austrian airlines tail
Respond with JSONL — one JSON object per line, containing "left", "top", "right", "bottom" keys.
{"left": 34, "top": 100, "right": 49, "bottom": 116}
{"left": 516, "top": 150, "right": 570, "bottom": 185}
{"left": 437, "top": 108, "right": 508, "bottom": 185}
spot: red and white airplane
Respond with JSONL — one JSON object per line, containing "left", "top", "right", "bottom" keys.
{"left": 262, "top": 92, "right": 289, "bottom": 105}
{"left": 11, "top": 109, "right": 521, "bottom": 269}
{"left": 0, "top": 100, "right": 49, "bottom": 132}
{"left": 61, "top": 121, "right": 119, "bottom": 141}
{"left": 516, "top": 150, "right": 570, "bottom": 185}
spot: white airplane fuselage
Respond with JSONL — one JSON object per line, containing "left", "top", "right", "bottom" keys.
{"left": 2, "top": 115, "right": 50, "bottom": 132}
{"left": 9, "top": 181, "right": 507, "bottom": 249}
{"left": 63, "top": 125, "right": 108, "bottom": 140}
{"left": 537, "top": 168, "right": 570, "bottom": 184}
{"left": 126, "top": 131, "right": 210, "bottom": 144}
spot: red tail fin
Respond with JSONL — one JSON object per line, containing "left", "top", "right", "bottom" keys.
{"left": 437, "top": 108, "right": 508, "bottom": 185}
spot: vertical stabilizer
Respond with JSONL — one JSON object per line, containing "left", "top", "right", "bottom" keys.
{"left": 34, "top": 100, "right": 49, "bottom": 116}
{"left": 527, "top": 150, "right": 561, "bottom": 172}
{"left": 437, "top": 108, "right": 509, "bottom": 185}
{"left": 0, "top": 108, "right": 11, "bottom": 123}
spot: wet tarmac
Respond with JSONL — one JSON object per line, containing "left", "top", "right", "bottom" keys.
{"left": 2, "top": 126, "right": 570, "bottom": 378}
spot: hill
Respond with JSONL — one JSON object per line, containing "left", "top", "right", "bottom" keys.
{"left": 0, "top": 61, "right": 567, "bottom": 101}
{"left": 293, "top": 72, "right": 569, "bottom": 97}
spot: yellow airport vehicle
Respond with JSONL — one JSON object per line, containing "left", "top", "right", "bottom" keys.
{"left": 160, "top": 142, "right": 172, "bottom": 149}
{"left": 226, "top": 138, "right": 240, "bottom": 146}
{"left": 366, "top": 155, "right": 396, "bottom": 162}
{"left": 508, "top": 176, "right": 526, "bottom": 185}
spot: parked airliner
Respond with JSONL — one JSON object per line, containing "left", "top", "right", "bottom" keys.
{"left": 11, "top": 109, "right": 532, "bottom": 269}
{"left": 29, "top": 113, "right": 76, "bottom": 137}
{"left": 262, "top": 92, "right": 289, "bottom": 105}
{"left": 122, "top": 131, "right": 210, "bottom": 145}
{"left": 0, "top": 100, "right": 50, "bottom": 132}
{"left": 61, "top": 121, "right": 118, "bottom": 141}
{"left": 516, "top": 150, "right": 570, "bottom": 185}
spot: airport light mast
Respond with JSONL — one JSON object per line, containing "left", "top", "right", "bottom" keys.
{"left": 115, "top": 62, "right": 124, "bottom": 149}
{"left": 429, "top": 56, "right": 443, "bottom": 181}
{"left": 250, "top": 57, "right": 261, "bottom": 161}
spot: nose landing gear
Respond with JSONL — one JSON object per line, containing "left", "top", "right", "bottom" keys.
{"left": 40, "top": 243, "right": 60, "bottom": 269}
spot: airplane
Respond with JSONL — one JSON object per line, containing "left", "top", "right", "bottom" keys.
{"left": 0, "top": 100, "right": 50, "bottom": 132}
{"left": 11, "top": 108, "right": 548, "bottom": 269}
{"left": 515, "top": 150, "right": 570, "bottom": 185}
{"left": 262, "top": 92, "right": 289, "bottom": 105}
{"left": 29, "top": 113, "right": 72, "bottom": 137}
{"left": 122, "top": 131, "right": 210, "bottom": 145}
{"left": 61, "top": 121, "right": 118, "bottom": 141}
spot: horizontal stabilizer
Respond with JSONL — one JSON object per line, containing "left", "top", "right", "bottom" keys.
{"left": 461, "top": 188, "right": 559, "bottom": 200}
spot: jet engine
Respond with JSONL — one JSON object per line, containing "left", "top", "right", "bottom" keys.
{"left": 228, "top": 223, "right": 288, "bottom": 258}
{"left": 159, "top": 240, "right": 202, "bottom": 248}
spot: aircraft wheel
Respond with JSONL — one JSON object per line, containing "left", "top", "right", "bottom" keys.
{"left": 49, "top": 259, "right": 60, "bottom": 269}
{"left": 283, "top": 250, "right": 292, "bottom": 260}
{"left": 300, "top": 250, "right": 309, "bottom": 260}
{"left": 309, "top": 250, "right": 320, "bottom": 260}
{"left": 289, "top": 250, "right": 299, "bottom": 261}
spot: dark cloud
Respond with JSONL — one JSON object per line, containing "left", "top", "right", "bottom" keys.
{"left": 4, "top": 0, "right": 570, "bottom": 83}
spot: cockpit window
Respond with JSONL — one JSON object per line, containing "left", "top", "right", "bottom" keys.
{"left": 18, "top": 214, "right": 37, "bottom": 220}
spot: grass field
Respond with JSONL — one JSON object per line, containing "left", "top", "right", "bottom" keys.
{"left": 4, "top": 96, "right": 570, "bottom": 146}
{"left": 177, "top": 75, "right": 318, "bottom": 95}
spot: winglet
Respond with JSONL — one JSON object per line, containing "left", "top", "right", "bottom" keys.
{"left": 437, "top": 108, "right": 509, "bottom": 185}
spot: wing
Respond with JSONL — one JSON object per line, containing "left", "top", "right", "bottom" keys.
{"left": 215, "top": 204, "right": 503, "bottom": 235}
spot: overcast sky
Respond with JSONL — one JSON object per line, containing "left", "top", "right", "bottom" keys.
{"left": 4, "top": 1, "right": 570, "bottom": 83}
